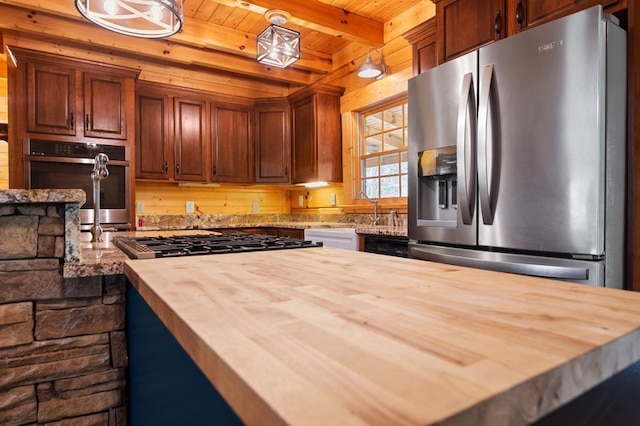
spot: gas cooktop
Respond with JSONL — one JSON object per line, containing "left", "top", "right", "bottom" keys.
{"left": 112, "top": 232, "right": 323, "bottom": 259}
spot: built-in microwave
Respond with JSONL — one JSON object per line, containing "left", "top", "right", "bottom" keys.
{"left": 24, "top": 138, "right": 132, "bottom": 231}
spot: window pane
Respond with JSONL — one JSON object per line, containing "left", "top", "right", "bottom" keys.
{"left": 382, "top": 105, "right": 403, "bottom": 131}
{"left": 380, "top": 176, "right": 399, "bottom": 197}
{"left": 365, "top": 112, "right": 382, "bottom": 136}
{"left": 363, "top": 179, "right": 379, "bottom": 198}
{"left": 380, "top": 153, "right": 399, "bottom": 176}
{"left": 365, "top": 135, "right": 382, "bottom": 154}
{"left": 363, "top": 157, "right": 379, "bottom": 177}
{"left": 401, "top": 151, "right": 408, "bottom": 173}
{"left": 401, "top": 174, "right": 408, "bottom": 197}
{"left": 383, "top": 129, "right": 404, "bottom": 151}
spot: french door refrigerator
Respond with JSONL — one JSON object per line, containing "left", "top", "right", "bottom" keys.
{"left": 407, "top": 6, "right": 627, "bottom": 288}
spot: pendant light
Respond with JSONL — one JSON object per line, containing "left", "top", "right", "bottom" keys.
{"left": 357, "top": 48, "right": 388, "bottom": 79}
{"left": 256, "top": 10, "right": 301, "bottom": 68}
{"left": 75, "top": 0, "right": 183, "bottom": 39}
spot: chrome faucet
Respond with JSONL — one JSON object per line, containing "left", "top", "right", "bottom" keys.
{"left": 355, "top": 190, "right": 379, "bottom": 226}
{"left": 90, "top": 153, "right": 109, "bottom": 243}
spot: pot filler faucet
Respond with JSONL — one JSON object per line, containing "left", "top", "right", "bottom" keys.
{"left": 355, "top": 191, "right": 380, "bottom": 226}
{"left": 90, "top": 153, "right": 109, "bottom": 243}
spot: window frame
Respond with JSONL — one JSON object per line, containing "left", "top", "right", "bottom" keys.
{"left": 356, "top": 97, "right": 409, "bottom": 203}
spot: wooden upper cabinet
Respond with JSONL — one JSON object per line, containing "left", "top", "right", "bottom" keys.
{"left": 507, "top": 0, "right": 626, "bottom": 34}
{"left": 255, "top": 99, "right": 290, "bottom": 184}
{"left": 17, "top": 47, "right": 138, "bottom": 142}
{"left": 136, "top": 89, "right": 171, "bottom": 180}
{"left": 174, "top": 97, "right": 207, "bottom": 182}
{"left": 26, "top": 62, "right": 76, "bottom": 136}
{"left": 435, "top": 0, "right": 507, "bottom": 63}
{"left": 211, "top": 101, "right": 254, "bottom": 183}
{"left": 289, "top": 84, "right": 345, "bottom": 184}
{"left": 83, "top": 73, "right": 127, "bottom": 139}
{"left": 403, "top": 18, "right": 437, "bottom": 75}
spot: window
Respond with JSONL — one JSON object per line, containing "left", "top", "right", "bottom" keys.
{"left": 359, "top": 99, "right": 408, "bottom": 199}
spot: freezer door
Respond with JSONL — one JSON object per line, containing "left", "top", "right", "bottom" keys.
{"left": 409, "top": 243, "right": 608, "bottom": 287}
{"left": 477, "top": 6, "right": 622, "bottom": 256}
{"left": 408, "top": 51, "right": 477, "bottom": 246}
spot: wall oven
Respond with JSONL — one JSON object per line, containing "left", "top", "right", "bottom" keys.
{"left": 24, "top": 138, "right": 132, "bottom": 231}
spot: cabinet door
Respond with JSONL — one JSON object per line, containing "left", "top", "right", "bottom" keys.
{"left": 291, "top": 96, "right": 316, "bottom": 183}
{"left": 26, "top": 62, "right": 76, "bottom": 135}
{"left": 136, "top": 92, "right": 171, "bottom": 180}
{"left": 255, "top": 102, "right": 290, "bottom": 183}
{"left": 508, "top": 0, "right": 624, "bottom": 33}
{"left": 211, "top": 103, "right": 253, "bottom": 183}
{"left": 83, "top": 73, "right": 127, "bottom": 139}
{"left": 174, "top": 97, "right": 207, "bottom": 182}
{"left": 403, "top": 18, "right": 437, "bottom": 75}
{"left": 436, "top": 0, "right": 507, "bottom": 63}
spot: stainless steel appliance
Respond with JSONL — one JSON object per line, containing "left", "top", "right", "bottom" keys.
{"left": 408, "top": 6, "right": 627, "bottom": 288}
{"left": 25, "top": 138, "right": 132, "bottom": 231}
{"left": 113, "top": 233, "right": 323, "bottom": 259}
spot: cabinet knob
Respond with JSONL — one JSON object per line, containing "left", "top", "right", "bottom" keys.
{"left": 70, "top": 112, "right": 74, "bottom": 129}
{"left": 284, "top": 166, "right": 288, "bottom": 179}
{"left": 212, "top": 165, "right": 216, "bottom": 176}
{"left": 164, "top": 161, "right": 168, "bottom": 174}
{"left": 176, "top": 163, "right": 180, "bottom": 175}
{"left": 85, "top": 114, "right": 90, "bottom": 131}
{"left": 494, "top": 9, "right": 502, "bottom": 39}
{"left": 515, "top": 1, "right": 524, "bottom": 30}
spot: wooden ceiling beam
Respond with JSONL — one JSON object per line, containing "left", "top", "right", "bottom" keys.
{"left": 216, "top": 0, "right": 385, "bottom": 47}
{"left": 0, "top": 0, "right": 333, "bottom": 74}
{"left": 0, "top": 4, "right": 315, "bottom": 85}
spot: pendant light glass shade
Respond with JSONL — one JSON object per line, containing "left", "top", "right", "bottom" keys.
{"left": 75, "top": 0, "right": 183, "bottom": 38}
{"left": 256, "top": 11, "right": 300, "bottom": 68}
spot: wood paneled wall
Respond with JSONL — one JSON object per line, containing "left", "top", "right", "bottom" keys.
{"left": 135, "top": 182, "right": 291, "bottom": 215}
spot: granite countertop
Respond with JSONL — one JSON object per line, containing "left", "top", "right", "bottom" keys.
{"left": 63, "top": 225, "right": 409, "bottom": 278}
{"left": 125, "top": 247, "right": 640, "bottom": 425}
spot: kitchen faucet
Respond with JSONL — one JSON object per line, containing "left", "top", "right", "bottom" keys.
{"left": 90, "top": 153, "right": 110, "bottom": 243}
{"left": 355, "top": 190, "right": 379, "bottom": 226}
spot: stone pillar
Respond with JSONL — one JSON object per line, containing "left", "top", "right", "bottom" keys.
{"left": 0, "top": 190, "right": 127, "bottom": 424}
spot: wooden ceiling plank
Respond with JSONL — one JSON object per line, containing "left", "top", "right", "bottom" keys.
{"left": 217, "top": 0, "right": 385, "bottom": 47}
{"left": 0, "top": 4, "right": 314, "bottom": 85}
{"left": 0, "top": 2, "right": 332, "bottom": 75}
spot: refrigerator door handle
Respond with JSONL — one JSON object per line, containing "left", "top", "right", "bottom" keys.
{"left": 456, "top": 73, "right": 477, "bottom": 225}
{"left": 410, "top": 246, "right": 590, "bottom": 281}
{"left": 478, "top": 64, "right": 494, "bottom": 225}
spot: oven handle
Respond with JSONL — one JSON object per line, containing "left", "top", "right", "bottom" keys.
{"left": 25, "top": 156, "right": 130, "bottom": 166}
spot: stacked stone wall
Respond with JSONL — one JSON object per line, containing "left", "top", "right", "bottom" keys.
{"left": 0, "top": 202, "right": 127, "bottom": 425}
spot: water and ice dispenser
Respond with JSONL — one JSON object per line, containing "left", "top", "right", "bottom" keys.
{"left": 416, "top": 146, "right": 458, "bottom": 227}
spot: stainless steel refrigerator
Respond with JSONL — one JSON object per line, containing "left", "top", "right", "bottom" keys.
{"left": 407, "top": 5, "right": 627, "bottom": 288}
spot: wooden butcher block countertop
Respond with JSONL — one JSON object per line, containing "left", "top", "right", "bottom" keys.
{"left": 124, "top": 247, "right": 640, "bottom": 426}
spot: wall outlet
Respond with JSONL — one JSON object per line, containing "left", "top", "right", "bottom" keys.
{"left": 185, "top": 201, "right": 195, "bottom": 214}
{"left": 252, "top": 201, "right": 260, "bottom": 213}
{"left": 298, "top": 195, "right": 304, "bottom": 207}
{"left": 330, "top": 193, "right": 337, "bottom": 206}
{"left": 136, "top": 201, "right": 144, "bottom": 213}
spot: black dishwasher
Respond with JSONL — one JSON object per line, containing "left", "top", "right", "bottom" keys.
{"left": 363, "top": 235, "right": 409, "bottom": 258}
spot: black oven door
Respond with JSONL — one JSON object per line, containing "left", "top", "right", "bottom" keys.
{"left": 27, "top": 158, "right": 131, "bottom": 230}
